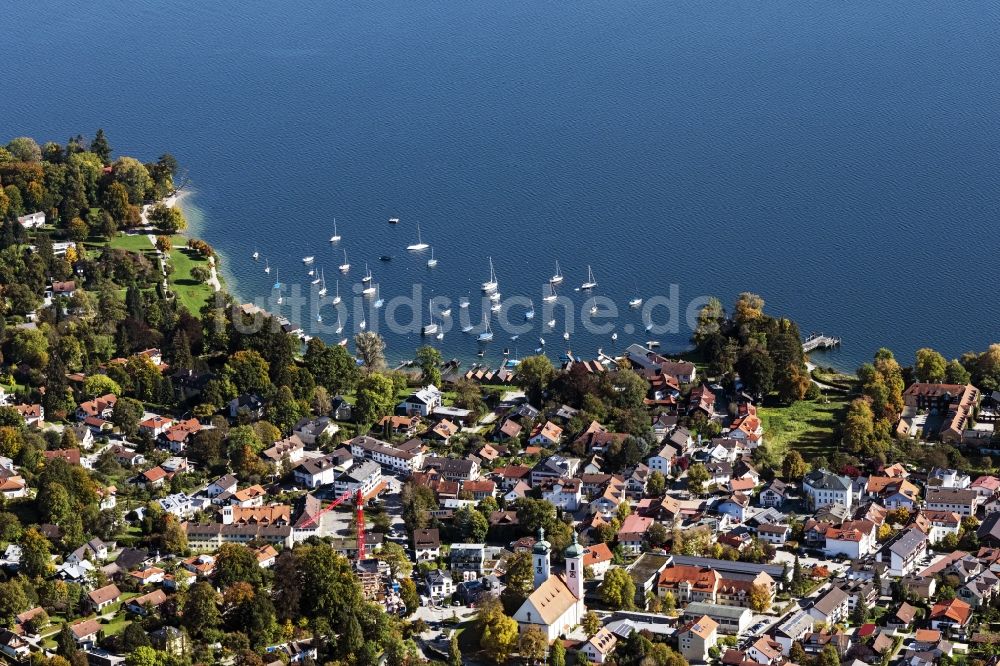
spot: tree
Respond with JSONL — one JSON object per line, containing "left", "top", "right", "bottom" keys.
{"left": 851, "top": 595, "right": 869, "bottom": 625}
{"left": 112, "top": 157, "right": 153, "bottom": 203}
{"left": 91, "top": 129, "right": 112, "bottom": 163}
{"left": 551, "top": 639, "right": 567, "bottom": 666}
{"left": 183, "top": 582, "right": 221, "bottom": 637}
{"left": 82, "top": 374, "right": 121, "bottom": 399}
{"left": 266, "top": 385, "right": 304, "bottom": 434}
{"left": 400, "top": 577, "right": 419, "bottom": 615}
{"left": 454, "top": 506, "right": 489, "bottom": 543}
{"left": 734, "top": 292, "right": 765, "bottom": 327}
{"left": 224, "top": 350, "right": 271, "bottom": 396}
{"left": 355, "top": 373, "right": 396, "bottom": 426}
{"left": 782, "top": 450, "right": 809, "bottom": 480}
{"left": 693, "top": 297, "right": 725, "bottom": 349}
{"left": 519, "top": 626, "right": 548, "bottom": 661}
{"left": 415, "top": 345, "right": 442, "bottom": 386}
{"left": 686, "top": 463, "right": 710, "bottom": 495}
{"left": 161, "top": 516, "right": 188, "bottom": 553}
{"left": 915, "top": 348, "right": 947, "bottom": 383}
{"left": 646, "top": 522, "right": 669, "bottom": 548}
{"left": 843, "top": 398, "right": 876, "bottom": 455}
{"left": 377, "top": 541, "right": 413, "bottom": 579}
{"left": 125, "top": 646, "right": 160, "bottom": 666}
{"left": 582, "top": 610, "right": 601, "bottom": 636}
{"left": 215, "top": 544, "right": 264, "bottom": 588}
{"left": 819, "top": 642, "right": 841, "bottom": 666}
{"left": 111, "top": 397, "right": 144, "bottom": 437}
{"left": 354, "top": 332, "right": 386, "bottom": 371}
{"left": 647, "top": 470, "right": 666, "bottom": 496}
{"left": 20, "top": 527, "right": 53, "bottom": 578}
{"left": 7, "top": 137, "right": 41, "bottom": 162}
{"left": 480, "top": 612, "right": 519, "bottom": 664}
{"left": 517, "top": 355, "right": 555, "bottom": 403}
{"left": 600, "top": 567, "right": 636, "bottom": 610}
{"left": 39, "top": 482, "right": 72, "bottom": 525}
{"left": 147, "top": 203, "right": 186, "bottom": 233}
{"left": 449, "top": 634, "right": 462, "bottom": 666}
{"left": 945, "top": 358, "right": 971, "bottom": 385}
{"left": 0, "top": 579, "right": 29, "bottom": 626}
{"left": 736, "top": 347, "right": 775, "bottom": 399}
{"left": 305, "top": 338, "right": 360, "bottom": 394}
{"left": 790, "top": 641, "right": 808, "bottom": 665}
{"left": 749, "top": 583, "right": 772, "bottom": 612}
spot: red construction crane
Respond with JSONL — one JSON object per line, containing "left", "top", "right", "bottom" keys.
{"left": 297, "top": 488, "right": 367, "bottom": 560}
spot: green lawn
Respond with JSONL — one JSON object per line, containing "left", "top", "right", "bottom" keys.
{"left": 108, "top": 233, "right": 155, "bottom": 253}
{"left": 759, "top": 395, "right": 850, "bottom": 460}
{"left": 167, "top": 237, "right": 215, "bottom": 314}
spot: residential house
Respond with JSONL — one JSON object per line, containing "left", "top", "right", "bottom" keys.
{"left": 925, "top": 488, "right": 980, "bottom": 517}
{"left": 580, "top": 627, "right": 619, "bottom": 665}
{"left": 293, "top": 416, "right": 338, "bottom": 445}
{"left": 87, "top": 584, "right": 122, "bottom": 612}
{"left": 426, "top": 569, "right": 454, "bottom": 601}
{"left": 0, "top": 629, "right": 30, "bottom": 660}
{"left": 618, "top": 515, "right": 654, "bottom": 554}
{"left": 399, "top": 385, "right": 443, "bottom": 416}
{"left": 929, "top": 598, "right": 973, "bottom": 634}
{"left": 529, "top": 421, "right": 564, "bottom": 447}
{"left": 350, "top": 435, "right": 424, "bottom": 474}
{"left": 929, "top": 468, "right": 972, "bottom": 489}
{"left": 293, "top": 454, "right": 346, "bottom": 488}
{"left": 17, "top": 211, "right": 45, "bottom": 228}
{"left": 877, "top": 527, "right": 927, "bottom": 577}
{"left": 808, "top": 586, "right": 849, "bottom": 625}
{"left": 717, "top": 493, "right": 750, "bottom": 523}
{"left": 413, "top": 528, "right": 441, "bottom": 561}
{"left": 757, "top": 524, "right": 791, "bottom": 545}
{"left": 647, "top": 443, "right": 678, "bottom": 476}
{"left": 583, "top": 543, "right": 614, "bottom": 576}
{"left": 229, "top": 394, "right": 264, "bottom": 420}
{"left": 774, "top": 610, "right": 814, "bottom": 656}
{"left": 70, "top": 619, "right": 102, "bottom": 647}
{"left": 14, "top": 404, "right": 43, "bottom": 427}
{"left": 334, "top": 460, "right": 382, "bottom": 496}
{"left": 804, "top": 469, "right": 854, "bottom": 510}
{"left": 139, "top": 415, "right": 172, "bottom": 438}
{"left": 541, "top": 478, "right": 583, "bottom": 511}
{"left": 424, "top": 456, "right": 479, "bottom": 482}
{"left": 678, "top": 616, "right": 719, "bottom": 663}
{"left": 760, "top": 479, "right": 788, "bottom": 508}
{"left": 206, "top": 474, "right": 238, "bottom": 498}
{"left": 824, "top": 520, "right": 877, "bottom": 559}
{"left": 530, "top": 455, "right": 580, "bottom": 486}
{"left": 125, "top": 590, "right": 168, "bottom": 615}
{"left": 919, "top": 510, "right": 962, "bottom": 544}
{"left": 747, "top": 637, "right": 783, "bottom": 666}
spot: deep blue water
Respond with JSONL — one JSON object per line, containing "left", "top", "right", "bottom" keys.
{"left": 4, "top": 0, "right": 1000, "bottom": 369}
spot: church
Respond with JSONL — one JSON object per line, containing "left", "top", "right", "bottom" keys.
{"left": 512, "top": 528, "right": 587, "bottom": 641}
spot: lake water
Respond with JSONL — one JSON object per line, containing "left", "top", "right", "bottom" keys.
{"left": 4, "top": 0, "right": 1000, "bottom": 370}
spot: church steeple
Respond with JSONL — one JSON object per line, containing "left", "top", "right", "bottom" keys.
{"left": 532, "top": 527, "right": 551, "bottom": 588}
{"left": 564, "top": 530, "right": 585, "bottom": 599}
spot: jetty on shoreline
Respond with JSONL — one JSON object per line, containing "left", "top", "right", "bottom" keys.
{"left": 803, "top": 333, "right": 841, "bottom": 353}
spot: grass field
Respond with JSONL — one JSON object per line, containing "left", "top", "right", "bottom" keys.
{"left": 759, "top": 394, "right": 850, "bottom": 460}
{"left": 108, "top": 233, "right": 155, "bottom": 253}
{"left": 167, "top": 236, "right": 215, "bottom": 314}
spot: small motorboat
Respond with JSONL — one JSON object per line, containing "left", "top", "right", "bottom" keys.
{"left": 489, "top": 291, "right": 501, "bottom": 303}
{"left": 590, "top": 305, "right": 598, "bottom": 315}
{"left": 629, "top": 296, "right": 643, "bottom": 308}
{"left": 389, "top": 217, "right": 399, "bottom": 224}
{"left": 462, "top": 324, "right": 474, "bottom": 333}
{"left": 647, "top": 340, "right": 660, "bottom": 348}
{"left": 380, "top": 255, "right": 393, "bottom": 262}
{"left": 252, "top": 249, "right": 259, "bottom": 260}
{"left": 539, "top": 337, "right": 546, "bottom": 345}
{"left": 359, "top": 318, "right": 366, "bottom": 330}
{"left": 490, "top": 301, "right": 501, "bottom": 313}
{"left": 563, "top": 330, "right": 570, "bottom": 340}
{"left": 547, "top": 319, "right": 555, "bottom": 328}
{"left": 525, "top": 299, "right": 535, "bottom": 320}
{"left": 303, "top": 256, "right": 315, "bottom": 264}
{"left": 441, "top": 308, "right": 452, "bottom": 317}
{"left": 264, "top": 259, "right": 271, "bottom": 274}
{"left": 611, "top": 332, "right": 618, "bottom": 341}
{"left": 459, "top": 298, "right": 470, "bottom": 309}
{"left": 436, "top": 331, "right": 444, "bottom": 341}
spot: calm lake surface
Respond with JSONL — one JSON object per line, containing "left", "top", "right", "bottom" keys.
{"left": 4, "top": 0, "right": 1000, "bottom": 369}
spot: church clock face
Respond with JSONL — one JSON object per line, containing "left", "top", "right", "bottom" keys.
{"left": 537, "top": 566, "right": 543, "bottom": 574}
{"left": 569, "top": 570, "right": 576, "bottom": 578}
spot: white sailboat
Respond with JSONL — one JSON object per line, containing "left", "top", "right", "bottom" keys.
{"left": 362, "top": 273, "right": 377, "bottom": 296}
{"left": 338, "top": 249, "right": 350, "bottom": 273}
{"left": 611, "top": 332, "right": 618, "bottom": 341}
{"left": 332, "top": 279, "right": 341, "bottom": 304}
{"left": 546, "top": 319, "right": 555, "bottom": 329}
{"left": 489, "top": 291, "right": 501, "bottom": 303}
{"left": 264, "top": 258, "right": 271, "bottom": 274}
{"left": 427, "top": 246, "right": 438, "bottom": 268}
{"left": 481, "top": 257, "right": 498, "bottom": 293}
{"left": 308, "top": 269, "right": 316, "bottom": 279}
{"left": 362, "top": 264, "right": 372, "bottom": 283}
{"left": 462, "top": 323, "right": 475, "bottom": 333}
{"left": 629, "top": 295, "right": 643, "bottom": 308}
{"left": 581, "top": 265, "right": 598, "bottom": 290}
{"left": 490, "top": 301, "right": 502, "bottom": 313}
{"left": 329, "top": 218, "right": 341, "bottom": 243}
{"left": 459, "top": 297, "right": 470, "bottom": 309}
{"left": 335, "top": 313, "right": 343, "bottom": 334}
{"left": 421, "top": 300, "right": 438, "bottom": 335}
{"left": 524, "top": 299, "right": 535, "bottom": 320}
{"left": 477, "top": 316, "right": 494, "bottom": 342}
{"left": 273, "top": 268, "right": 282, "bottom": 291}
{"left": 440, "top": 307, "right": 451, "bottom": 317}
{"left": 590, "top": 305, "right": 598, "bottom": 315}
{"left": 551, "top": 260, "right": 563, "bottom": 284}
{"left": 318, "top": 269, "right": 328, "bottom": 296}
{"left": 374, "top": 284, "right": 384, "bottom": 309}
{"left": 359, "top": 317, "right": 366, "bottom": 330}
{"left": 252, "top": 248, "right": 259, "bottom": 260}
{"left": 543, "top": 283, "right": 557, "bottom": 303}
{"left": 407, "top": 222, "right": 429, "bottom": 251}
{"left": 564, "top": 328, "right": 570, "bottom": 341}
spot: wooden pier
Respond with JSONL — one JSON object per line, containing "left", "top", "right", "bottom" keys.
{"left": 802, "top": 333, "right": 841, "bottom": 353}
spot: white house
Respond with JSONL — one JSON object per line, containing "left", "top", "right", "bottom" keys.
{"left": 580, "top": 628, "right": 619, "bottom": 664}
{"left": 803, "top": 469, "right": 853, "bottom": 510}
{"left": 824, "top": 520, "right": 877, "bottom": 560}
{"left": 349, "top": 435, "right": 424, "bottom": 474}
{"left": 678, "top": 615, "right": 718, "bottom": 663}
{"left": 541, "top": 478, "right": 583, "bottom": 512}
{"left": 399, "top": 385, "right": 442, "bottom": 417}
{"left": 17, "top": 212, "right": 45, "bottom": 229}
{"left": 807, "top": 587, "right": 849, "bottom": 626}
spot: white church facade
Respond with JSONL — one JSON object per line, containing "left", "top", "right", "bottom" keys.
{"left": 512, "top": 528, "right": 586, "bottom": 641}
